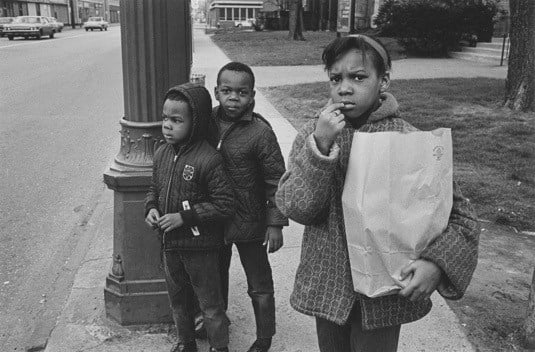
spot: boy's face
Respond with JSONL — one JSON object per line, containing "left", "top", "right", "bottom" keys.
{"left": 328, "top": 49, "right": 390, "bottom": 120}
{"left": 215, "top": 70, "right": 255, "bottom": 119}
{"left": 162, "top": 99, "right": 193, "bottom": 145}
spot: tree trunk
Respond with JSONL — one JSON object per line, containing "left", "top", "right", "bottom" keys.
{"left": 504, "top": 0, "right": 535, "bottom": 111}
{"left": 318, "top": 0, "right": 328, "bottom": 31}
{"left": 288, "top": 0, "right": 305, "bottom": 40}
{"left": 525, "top": 268, "right": 535, "bottom": 348}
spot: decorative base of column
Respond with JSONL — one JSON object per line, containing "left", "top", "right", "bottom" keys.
{"left": 103, "top": 117, "right": 171, "bottom": 325}
{"left": 104, "top": 276, "right": 172, "bottom": 325}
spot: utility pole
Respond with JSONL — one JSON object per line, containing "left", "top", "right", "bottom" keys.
{"left": 69, "top": 0, "right": 75, "bottom": 29}
{"left": 103, "top": 0, "right": 192, "bottom": 325}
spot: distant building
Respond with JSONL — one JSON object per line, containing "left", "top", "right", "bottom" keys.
{"left": 207, "top": 0, "right": 263, "bottom": 28}
{"left": 0, "top": 0, "right": 119, "bottom": 25}
{"left": 0, "top": 0, "right": 70, "bottom": 23}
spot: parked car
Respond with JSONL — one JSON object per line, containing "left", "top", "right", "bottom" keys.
{"left": 0, "top": 17, "right": 14, "bottom": 37}
{"left": 83, "top": 17, "right": 108, "bottom": 31}
{"left": 234, "top": 19, "right": 254, "bottom": 28}
{"left": 3, "top": 16, "right": 55, "bottom": 40}
{"left": 47, "top": 17, "right": 64, "bottom": 32}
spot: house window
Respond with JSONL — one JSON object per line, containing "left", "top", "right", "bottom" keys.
{"left": 219, "top": 8, "right": 225, "bottom": 19}
{"left": 233, "top": 8, "right": 239, "bottom": 20}
{"left": 226, "top": 8, "right": 232, "bottom": 20}
{"left": 248, "top": 8, "right": 253, "bottom": 18}
{"left": 241, "top": 8, "right": 246, "bottom": 19}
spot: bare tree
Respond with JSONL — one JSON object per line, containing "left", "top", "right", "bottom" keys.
{"left": 288, "top": 0, "right": 305, "bottom": 40}
{"left": 504, "top": 0, "right": 535, "bottom": 111}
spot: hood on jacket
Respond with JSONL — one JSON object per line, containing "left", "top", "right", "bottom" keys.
{"left": 164, "top": 83, "right": 217, "bottom": 147}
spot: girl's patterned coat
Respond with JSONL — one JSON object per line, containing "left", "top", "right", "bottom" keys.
{"left": 275, "top": 93, "right": 480, "bottom": 330}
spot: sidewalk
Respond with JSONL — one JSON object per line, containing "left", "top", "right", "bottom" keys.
{"left": 44, "top": 28, "right": 479, "bottom": 352}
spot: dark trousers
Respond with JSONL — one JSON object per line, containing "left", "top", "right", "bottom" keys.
{"left": 163, "top": 249, "right": 229, "bottom": 349}
{"left": 315, "top": 302, "right": 401, "bottom": 352}
{"left": 219, "top": 241, "right": 276, "bottom": 338}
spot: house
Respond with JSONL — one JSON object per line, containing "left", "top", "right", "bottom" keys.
{"left": 207, "top": 0, "right": 263, "bottom": 28}
{"left": 0, "top": 0, "right": 119, "bottom": 25}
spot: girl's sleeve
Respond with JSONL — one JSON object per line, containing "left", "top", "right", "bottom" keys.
{"left": 275, "top": 120, "right": 340, "bottom": 225}
{"left": 420, "top": 180, "right": 480, "bottom": 299}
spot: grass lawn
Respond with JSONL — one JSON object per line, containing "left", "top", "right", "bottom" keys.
{"left": 210, "top": 30, "right": 406, "bottom": 66}
{"left": 261, "top": 78, "right": 535, "bottom": 231}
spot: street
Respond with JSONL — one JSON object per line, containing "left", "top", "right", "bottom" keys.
{"left": 0, "top": 27, "right": 123, "bottom": 350}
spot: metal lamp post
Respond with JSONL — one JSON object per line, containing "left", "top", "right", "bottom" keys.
{"left": 103, "top": 0, "right": 192, "bottom": 325}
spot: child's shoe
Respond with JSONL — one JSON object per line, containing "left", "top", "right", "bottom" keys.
{"left": 246, "top": 337, "right": 272, "bottom": 352}
{"left": 171, "top": 341, "right": 198, "bottom": 352}
{"left": 208, "top": 347, "right": 229, "bottom": 352}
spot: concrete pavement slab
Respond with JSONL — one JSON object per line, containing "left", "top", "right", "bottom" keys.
{"left": 250, "top": 58, "right": 506, "bottom": 88}
{"left": 44, "top": 27, "right": 478, "bottom": 352}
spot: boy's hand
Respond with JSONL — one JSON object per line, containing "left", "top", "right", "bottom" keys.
{"left": 157, "top": 213, "right": 184, "bottom": 233}
{"left": 145, "top": 208, "right": 160, "bottom": 229}
{"left": 398, "top": 259, "right": 442, "bottom": 301}
{"left": 313, "top": 102, "right": 346, "bottom": 155}
{"left": 264, "top": 226, "right": 283, "bottom": 253}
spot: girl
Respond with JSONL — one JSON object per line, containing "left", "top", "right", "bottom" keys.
{"left": 275, "top": 35, "right": 480, "bottom": 352}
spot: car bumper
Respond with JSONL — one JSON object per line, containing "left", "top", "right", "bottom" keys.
{"left": 4, "top": 29, "right": 40, "bottom": 36}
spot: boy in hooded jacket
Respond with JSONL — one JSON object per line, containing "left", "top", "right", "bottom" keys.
{"left": 145, "top": 83, "right": 233, "bottom": 352}
{"left": 212, "top": 62, "right": 289, "bottom": 352}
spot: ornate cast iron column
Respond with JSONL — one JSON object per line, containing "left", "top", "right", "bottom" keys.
{"left": 103, "top": 0, "right": 192, "bottom": 325}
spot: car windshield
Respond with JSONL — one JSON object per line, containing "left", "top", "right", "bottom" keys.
{"left": 88, "top": 17, "right": 102, "bottom": 21}
{"left": 0, "top": 18, "right": 12, "bottom": 24}
{"left": 48, "top": 18, "right": 56, "bottom": 22}
{"left": 14, "top": 17, "right": 40, "bottom": 24}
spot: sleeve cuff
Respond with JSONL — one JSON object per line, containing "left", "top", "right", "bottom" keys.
{"left": 305, "top": 134, "right": 340, "bottom": 169}
{"left": 144, "top": 204, "right": 158, "bottom": 217}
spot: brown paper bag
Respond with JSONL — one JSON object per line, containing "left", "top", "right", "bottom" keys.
{"left": 341, "top": 129, "right": 453, "bottom": 298}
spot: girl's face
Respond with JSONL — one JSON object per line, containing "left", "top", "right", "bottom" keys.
{"left": 328, "top": 49, "right": 390, "bottom": 120}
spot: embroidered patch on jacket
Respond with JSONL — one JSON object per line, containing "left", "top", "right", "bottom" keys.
{"left": 183, "top": 165, "right": 195, "bottom": 181}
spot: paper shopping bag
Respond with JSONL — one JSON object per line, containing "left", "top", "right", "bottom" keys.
{"left": 341, "top": 128, "right": 453, "bottom": 298}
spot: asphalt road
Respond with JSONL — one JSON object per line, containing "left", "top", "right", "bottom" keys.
{"left": 0, "top": 26, "right": 123, "bottom": 351}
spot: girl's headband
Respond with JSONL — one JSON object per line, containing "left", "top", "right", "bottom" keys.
{"left": 350, "top": 34, "right": 390, "bottom": 71}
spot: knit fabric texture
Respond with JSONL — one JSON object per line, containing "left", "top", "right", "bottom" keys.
{"left": 276, "top": 93, "right": 480, "bottom": 329}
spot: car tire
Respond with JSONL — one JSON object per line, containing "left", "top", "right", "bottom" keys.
{"left": 59, "top": 28, "right": 62, "bottom": 32}
{"left": 91, "top": 28, "right": 93, "bottom": 31}
{"left": 36, "top": 31, "right": 41, "bottom": 40}
{"left": 104, "top": 27, "right": 107, "bottom": 31}
{"left": 49, "top": 31, "right": 54, "bottom": 39}
{"left": 100, "top": 27, "right": 103, "bottom": 31}
{"left": 8, "top": 35, "right": 13, "bottom": 40}
{"left": 85, "top": 28, "right": 88, "bottom": 31}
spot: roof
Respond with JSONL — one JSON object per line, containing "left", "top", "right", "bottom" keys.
{"left": 209, "top": 0, "right": 263, "bottom": 9}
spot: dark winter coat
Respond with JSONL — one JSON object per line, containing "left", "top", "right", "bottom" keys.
{"left": 276, "top": 93, "right": 480, "bottom": 330}
{"left": 212, "top": 104, "right": 288, "bottom": 243}
{"left": 145, "top": 84, "right": 235, "bottom": 250}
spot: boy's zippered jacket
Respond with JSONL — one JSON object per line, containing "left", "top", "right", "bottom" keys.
{"left": 212, "top": 105, "right": 289, "bottom": 243}
{"left": 276, "top": 93, "right": 480, "bottom": 330}
{"left": 145, "top": 83, "right": 235, "bottom": 250}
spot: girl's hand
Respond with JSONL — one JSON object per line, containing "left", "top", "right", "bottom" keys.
{"left": 398, "top": 259, "right": 442, "bottom": 301}
{"left": 313, "top": 102, "right": 346, "bottom": 155}
{"left": 145, "top": 208, "right": 160, "bottom": 229}
{"left": 264, "top": 226, "right": 283, "bottom": 253}
{"left": 158, "top": 213, "right": 184, "bottom": 233}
